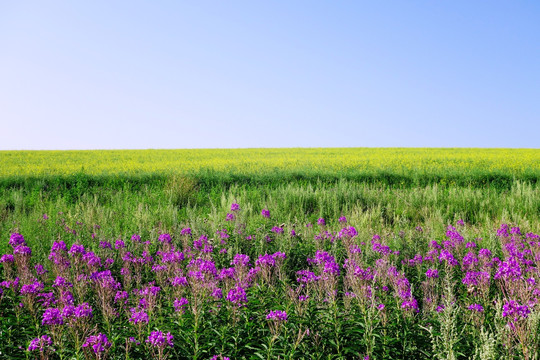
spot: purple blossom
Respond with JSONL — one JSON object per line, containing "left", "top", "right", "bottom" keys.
{"left": 0, "top": 254, "right": 14, "bottom": 263}
{"left": 37, "top": 292, "right": 56, "bottom": 307}
{"left": 231, "top": 254, "right": 250, "bottom": 267}
{"left": 146, "top": 331, "right": 174, "bottom": 348}
{"left": 63, "top": 302, "right": 93, "bottom": 319}
{"left": 439, "top": 250, "right": 458, "bottom": 267}
{"left": 99, "top": 241, "right": 112, "bottom": 249}
{"left": 510, "top": 227, "right": 521, "bottom": 235}
{"left": 266, "top": 310, "right": 288, "bottom": 321}
{"left": 13, "top": 245, "right": 32, "bottom": 256}
{"left": 42, "top": 308, "right": 63, "bottom": 326}
{"left": 159, "top": 233, "right": 172, "bottom": 244}
{"left": 317, "top": 218, "right": 325, "bottom": 226}
{"left": 231, "top": 203, "right": 240, "bottom": 211}
{"left": 83, "top": 333, "right": 111, "bottom": 354}
{"left": 255, "top": 254, "right": 276, "bottom": 267}
{"left": 131, "top": 234, "right": 141, "bottom": 242}
{"left": 225, "top": 213, "right": 235, "bottom": 221}
{"left": 261, "top": 209, "right": 271, "bottom": 218}
{"left": 401, "top": 298, "right": 419, "bottom": 312}
{"left": 426, "top": 268, "right": 439, "bottom": 279}
{"left": 53, "top": 276, "right": 73, "bottom": 288}
{"left": 114, "top": 239, "right": 125, "bottom": 249}
{"left": 478, "top": 248, "right": 492, "bottom": 259}
{"left": 338, "top": 216, "right": 347, "bottom": 223}
{"left": 173, "top": 297, "right": 189, "bottom": 313}
{"left": 296, "top": 270, "right": 319, "bottom": 284}
{"left": 129, "top": 308, "right": 149, "bottom": 324}
{"left": 226, "top": 285, "right": 248, "bottom": 306}
{"left": 114, "top": 291, "right": 129, "bottom": 304}
{"left": 502, "top": 300, "right": 530, "bottom": 321}
{"left": 9, "top": 233, "right": 26, "bottom": 247}
{"left": 170, "top": 276, "right": 188, "bottom": 287}
{"left": 20, "top": 281, "right": 44, "bottom": 295}
{"left": 468, "top": 304, "right": 484, "bottom": 313}
{"left": 34, "top": 263, "right": 48, "bottom": 275}
{"left": 83, "top": 252, "right": 101, "bottom": 267}
{"left": 180, "top": 227, "right": 192, "bottom": 236}
{"left": 28, "top": 335, "right": 53, "bottom": 352}
{"left": 271, "top": 226, "right": 284, "bottom": 234}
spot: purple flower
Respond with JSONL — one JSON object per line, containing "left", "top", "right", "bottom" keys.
{"left": 28, "top": 335, "right": 53, "bottom": 352}
{"left": 20, "top": 281, "right": 44, "bottom": 295}
{"left": 255, "top": 254, "right": 276, "bottom": 267}
{"left": 146, "top": 331, "right": 174, "bottom": 348}
{"left": 170, "top": 276, "right": 188, "bottom": 287}
{"left": 180, "top": 228, "right": 192, "bottom": 236}
{"left": 425, "top": 268, "right": 439, "bottom": 279}
{"left": 131, "top": 234, "right": 141, "bottom": 242}
{"left": 9, "top": 233, "right": 26, "bottom": 247}
{"left": 296, "top": 270, "right": 319, "bottom": 283}
{"left": 13, "top": 245, "right": 32, "bottom": 256}
{"left": 211, "top": 287, "right": 223, "bottom": 299}
{"left": 83, "top": 333, "right": 111, "bottom": 354}
{"left": 231, "top": 203, "right": 240, "bottom": 211}
{"left": 34, "top": 263, "right": 48, "bottom": 275}
{"left": 261, "top": 209, "right": 271, "bottom": 218}
{"left": 0, "top": 254, "right": 14, "bottom": 263}
{"left": 401, "top": 299, "right": 419, "bottom": 312}
{"left": 510, "top": 227, "right": 521, "bottom": 235}
{"left": 53, "top": 276, "right": 73, "bottom": 289}
{"left": 502, "top": 300, "right": 530, "bottom": 321}
{"left": 231, "top": 254, "right": 250, "bottom": 267}
{"left": 266, "top": 310, "right": 288, "bottom": 321}
{"left": 159, "top": 233, "right": 172, "bottom": 244}
{"left": 114, "top": 291, "right": 129, "bottom": 304}
{"left": 338, "top": 226, "right": 358, "bottom": 238}
{"left": 129, "top": 308, "right": 149, "bottom": 324}
{"left": 225, "top": 213, "right": 235, "bottom": 221}
{"left": 114, "top": 239, "right": 125, "bottom": 249}
{"left": 317, "top": 218, "right": 325, "bottom": 226}
{"left": 478, "top": 248, "right": 492, "bottom": 259}
{"left": 468, "top": 304, "right": 484, "bottom": 313}
{"left": 226, "top": 285, "right": 248, "bottom": 306}
{"left": 271, "top": 226, "right": 284, "bottom": 234}
{"left": 439, "top": 250, "right": 458, "bottom": 267}
{"left": 69, "top": 244, "right": 86, "bottom": 256}
{"left": 99, "top": 241, "right": 112, "bottom": 249}
{"left": 338, "top": 216, "right": 347, "bottom": 223}
{"left": 42, "top": 308, "right": 63, "bottom": 326}
{"left": 173, "top": 297, "right": 189, "bottom": 313}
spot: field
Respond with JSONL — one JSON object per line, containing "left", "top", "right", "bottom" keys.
{"left": 1, "top": 148, "right": 540, "bottom": 359}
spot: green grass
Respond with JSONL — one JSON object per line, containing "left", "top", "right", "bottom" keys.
{"left": 2, "top": 178, "right": 539, "bottom": 260}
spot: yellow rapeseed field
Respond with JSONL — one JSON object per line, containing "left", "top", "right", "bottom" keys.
{"left": 0, "top": 148, "right": 539, "bottom": 177}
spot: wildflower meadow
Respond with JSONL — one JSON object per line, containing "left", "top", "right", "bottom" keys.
{"left": 1, "top": 149, "right": 540, "bottom": 359}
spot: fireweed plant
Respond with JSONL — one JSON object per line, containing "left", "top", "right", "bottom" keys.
{"left": 1, "top": 207, "right": 540, "bottom": 359}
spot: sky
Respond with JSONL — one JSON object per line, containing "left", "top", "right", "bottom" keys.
{"left": 0, "top": 1, "right": 539, "bottom": 150}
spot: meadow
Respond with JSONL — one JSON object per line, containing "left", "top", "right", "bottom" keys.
{"left": 1, "top": 148, "right": 540, "bottom": 359}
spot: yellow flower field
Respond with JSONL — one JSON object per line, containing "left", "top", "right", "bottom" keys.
{"left": 0, "top": 148, "right": 539, "bottom": 178}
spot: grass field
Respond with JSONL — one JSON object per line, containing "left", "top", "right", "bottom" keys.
{"left": 1, "top": 148, "right": 540, "bottom": 359}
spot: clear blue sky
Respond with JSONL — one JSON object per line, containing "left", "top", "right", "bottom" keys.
{"left": 1, "top": 1, "right": 539, "bottom": 149}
